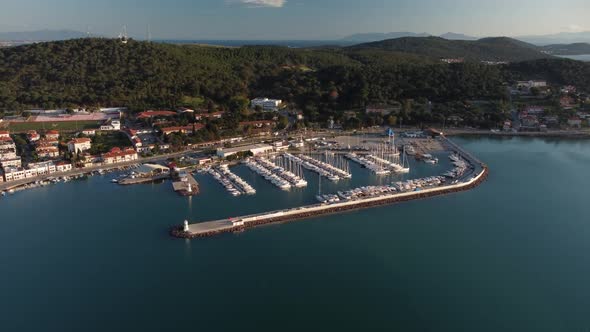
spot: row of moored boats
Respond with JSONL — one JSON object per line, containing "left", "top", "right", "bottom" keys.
{"left": 208, "top": 165, "right": 256, "bottom": 196}
{"left": 284, "top": 153, "right": 351, "bottom": 181}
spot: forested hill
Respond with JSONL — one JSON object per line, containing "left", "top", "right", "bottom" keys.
{"left": 0, "top": 38, "right": 588, "bottom": 117}
{"left": 349, "top": 36, "right": 550, "bottom": 62}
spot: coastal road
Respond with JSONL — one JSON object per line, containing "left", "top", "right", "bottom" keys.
{"left": 0, "top": 148, "right": 207, "bottom": 191}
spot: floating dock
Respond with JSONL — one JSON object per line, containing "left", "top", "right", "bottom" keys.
{"left": 171, "top": 137, "right": 488, "bottom": 239}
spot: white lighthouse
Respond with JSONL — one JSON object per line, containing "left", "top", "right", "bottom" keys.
{"left": 183, "top": 220, "right": 189, "bottom": 232}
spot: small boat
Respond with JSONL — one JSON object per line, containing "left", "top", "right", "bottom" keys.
{"left": 111, "top": 179, "right": 119, "bottom": 183}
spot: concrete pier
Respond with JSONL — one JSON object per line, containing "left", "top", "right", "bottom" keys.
{"left": 171, "top": 137, "right": 488, "bottom": 239}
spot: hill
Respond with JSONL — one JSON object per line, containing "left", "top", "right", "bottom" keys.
{"left": 0, "top": 38, "right": 588, "bottom": 129}
{"left": 439, "top": 32, "right": 477, "bottom": 40}
{"left": 541, "top": 43, "right": 590, "bottom": 55}
{"left": 349, "top": 36, "right": 550, "bottom": 62}
{"left": 340, "top": 32, "right": 430, "bottom": 43}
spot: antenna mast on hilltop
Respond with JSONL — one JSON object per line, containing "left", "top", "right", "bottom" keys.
{"left": 146, "top": 24, "right": 152, "bottom": 42}
{"left": 118, "top": 25, "right": 128, "bottom": 44}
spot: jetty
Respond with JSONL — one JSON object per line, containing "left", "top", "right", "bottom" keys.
{"left": 172, "top": 137, "right": 488, "bottom": 239}
{"left": 172, "top": 171, "right": 200, "bottom": 196}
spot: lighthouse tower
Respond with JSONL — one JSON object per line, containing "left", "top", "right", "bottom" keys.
{"left": 183, "top": 220, "right": 189, "bottom": 232}
{"left": 187, "top": 183, "right": 192, "bottom": 194}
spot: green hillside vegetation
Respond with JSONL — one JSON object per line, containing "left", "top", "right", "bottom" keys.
{"left": 349, "top": 36, "right": 550, "bottom": 62}
{"left": 0, "top": 38, "right": 589, "bottom": 129}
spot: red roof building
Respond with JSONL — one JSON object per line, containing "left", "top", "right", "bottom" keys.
{"left": 161, "top": 124, "right": 205, "bottom": 135}
{"left": 137, "top": 111, "right": 177, "bottom": 119}
{"left": 101, "top": 147, "right": 138, "bottom": 164}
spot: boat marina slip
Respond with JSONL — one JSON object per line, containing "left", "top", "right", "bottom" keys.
{"left": 172, "top": 136, "right": 488, "bottom": 239}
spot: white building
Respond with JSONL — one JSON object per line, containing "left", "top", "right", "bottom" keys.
{"left": 100, "top": 120, "right": 121, "bottom": 131}
{"left": 251, "top": 98, "right": 282, "bottom": 111}
{"left": 516, "top": 80, "right": 547, "bottom": 89}
{"left": 216, "top": 144, "right": 274, "bottom": 158}
{"left": 68, "top": 138, "right": 92, "bottom": 153}
{"left": 27, "top": 161, "right": 57, "bottom": 175}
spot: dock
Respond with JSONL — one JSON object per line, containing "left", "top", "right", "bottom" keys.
{"left": 172, "top": 172, "right": 200, "bottom": 196}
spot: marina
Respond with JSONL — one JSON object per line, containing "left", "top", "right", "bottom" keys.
{"left": 243, "top": 156, "right": 306, "bottom": 190}
{"left": 283, "top": 152, "right": 351, "bottom": 181}
{"left": 173, "top": 137, "right": 487, "bottom": 239}
{"left": 208, "top": 165, "right": 256, "bottom": 196}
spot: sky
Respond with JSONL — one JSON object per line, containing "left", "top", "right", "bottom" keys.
{"left": 0, "top": 0, "right": 589, "bottom": 40}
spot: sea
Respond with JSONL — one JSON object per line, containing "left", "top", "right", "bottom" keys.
{"left": 557, "top": 54, "right": 590, "bottom": 62}
{"left": 2, "top": 137, "right": 590, "bottom": 332}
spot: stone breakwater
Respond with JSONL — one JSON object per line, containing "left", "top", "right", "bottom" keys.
{"left": 170, "top": 166, "right": 489, "bottom": 239}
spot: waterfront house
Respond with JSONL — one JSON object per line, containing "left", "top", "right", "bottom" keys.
{"left": 27, "top": 161, "right": 57, "bottom": 175}
{"left": 0, "top": 130, "right": 10, "bottom": 139}
{"left": 101, "top": 147, "right": 138, "bottom": 165}
{"left": 55, "top": 161, "right": 73, "bottom": 172}
{"left": 68, "top": 138, "right": 92, "bottom": 153}
{"left": 2, "top": 166, "right": 26, "bottom": 182}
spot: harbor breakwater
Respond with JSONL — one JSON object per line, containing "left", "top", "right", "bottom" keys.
{"left": 171, "top": 165, "right": 489, "bottom": 239}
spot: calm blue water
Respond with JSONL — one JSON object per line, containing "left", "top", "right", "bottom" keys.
{"left": 2, "top": 137, "right": 590, "bottom": 331}
{"left": 557, "top": 54, "right": 590, "bottom": 62}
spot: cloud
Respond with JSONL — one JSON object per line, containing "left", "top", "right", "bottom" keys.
{"left": 230, "top": 0, "right": 286, "bottom": 8}
{"left": 566, "top": 24, "right": 585, "bottom": 32}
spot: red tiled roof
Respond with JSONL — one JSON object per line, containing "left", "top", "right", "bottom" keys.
{"left": 0, "top": 131, "right": 9, "bottom": 135}
{"left": 46, "top": 130, "right": 59, "bottom": 135}
{"left": 69, "top": 138, "right": 91, "bottom": 144}
{"left": 102, "top": 147, "right": 137, "bottom": 159}
{"left": 137, "top": 111, "right": 177, "bottom": 119}
{"left": 161, "top": 124, "right": 204, "bottom": 134}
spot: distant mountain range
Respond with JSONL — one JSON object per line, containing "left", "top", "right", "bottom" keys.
{"left": 348, "top": 36, "right": 551, "bottom": 62}
{"left": 341, "top": 32, "right": 477, "bottom": 42}
{"left": 0, "top": 29, "right": 88, "bottom": 41}
{"left": 517, "top": 31, "right": 590, "bottom": 45}
{"left": 540, "top": 43, "right": 590, "bottom": 55}
{"left": 342, "top": 31, "right": 590, "bottom": 47}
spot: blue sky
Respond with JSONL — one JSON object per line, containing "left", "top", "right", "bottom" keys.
{"left": 1, "top": 0, "right": 588, "bottom": 39}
